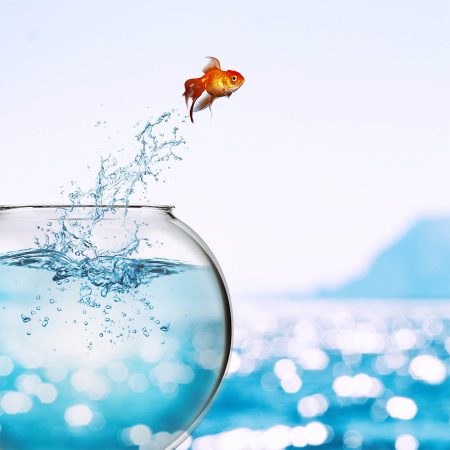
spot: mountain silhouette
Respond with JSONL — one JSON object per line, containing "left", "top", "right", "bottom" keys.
{"left": 317, "top": 216, "right": 450, "bottom": 298}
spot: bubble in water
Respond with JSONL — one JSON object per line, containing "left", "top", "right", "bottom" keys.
{"left": 80, "top": 285, "right": 92, "bottom": 297}
{"left": 42, "top": 317, "right": 49, "bottom": 327}
{"left": 142, "top": 327, "right": 150, "bottom": 337}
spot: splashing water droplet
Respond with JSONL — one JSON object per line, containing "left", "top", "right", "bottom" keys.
{"left": 21, "top": 314, "right": 31, "bottom": 323}
{"left": 160, "top": 323, "right": 171, "bottom": 332}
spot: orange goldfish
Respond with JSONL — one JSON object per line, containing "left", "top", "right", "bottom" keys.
{"left": 183, "top": 57, "right": 245, "bottom": 123}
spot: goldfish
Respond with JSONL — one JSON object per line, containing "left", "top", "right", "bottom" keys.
{"left": 183, "top": 57, "right": 245, "bottom": 123}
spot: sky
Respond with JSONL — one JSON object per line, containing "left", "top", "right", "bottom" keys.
{"left": 0, "top": 0, "right": 449, "bottom": 296}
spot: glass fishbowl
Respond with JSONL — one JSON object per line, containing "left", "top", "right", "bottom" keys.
{"left": 0, "top": 205, "right": 232, "bottom": 450}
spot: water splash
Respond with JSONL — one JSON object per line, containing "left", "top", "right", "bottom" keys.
{"left": 35, "top": 110, "right": 187, "bottom": 260}
{"left": 1, "top": 109, "right": 192, "bottom": 339}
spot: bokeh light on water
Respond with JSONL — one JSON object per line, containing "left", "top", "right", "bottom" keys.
{"left": 190, "top": 298, "right": 450, "bottom": 450}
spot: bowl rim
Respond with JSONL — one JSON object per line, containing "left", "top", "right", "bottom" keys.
{"left": 0, "top": 204, "right": 174, "bottom": 211}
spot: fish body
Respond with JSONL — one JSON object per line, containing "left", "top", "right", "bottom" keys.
{"left": 183, "top": 57, "right": 245, "bottom": 122}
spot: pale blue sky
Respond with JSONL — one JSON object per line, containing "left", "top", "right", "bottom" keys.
{"left": 1, "top": 1, "right": 449, "bottom": 295}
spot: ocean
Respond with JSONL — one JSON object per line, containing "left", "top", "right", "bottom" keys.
{"left": 190, "top": 298, "right": 450, "bottom": 450}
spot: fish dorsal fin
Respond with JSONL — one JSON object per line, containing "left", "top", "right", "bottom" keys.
{"left": 203, "top": 56, "right": 221, "bottom": 73}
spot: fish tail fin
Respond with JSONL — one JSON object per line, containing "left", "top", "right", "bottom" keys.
{"left": 182, "top": 77, "right": 205, "bottom": 123}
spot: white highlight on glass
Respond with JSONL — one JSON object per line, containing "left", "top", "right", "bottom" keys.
{"left": 176, "top": 436, "right": 193, "bottom": 450}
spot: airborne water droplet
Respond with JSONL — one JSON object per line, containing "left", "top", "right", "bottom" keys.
{"left": 21, "top": 314, "right": 31, "bottom": 323}
{"left": 160, "top": 323, "right": 171, "bottom": 332}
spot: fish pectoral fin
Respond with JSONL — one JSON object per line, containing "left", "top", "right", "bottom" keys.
{"left": 203, "top": 56, "right": 221, "bottom": 73}
{"left": 194, "top": 92, "right": 215, "bottom": 112}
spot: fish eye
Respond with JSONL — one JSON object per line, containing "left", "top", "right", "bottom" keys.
{"left": 231, "top": 75, "right": 238, "bottom": 82}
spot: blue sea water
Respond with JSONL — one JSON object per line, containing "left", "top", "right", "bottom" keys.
{"left": 190, "top": 298, "right": 450, "bottom": 450}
